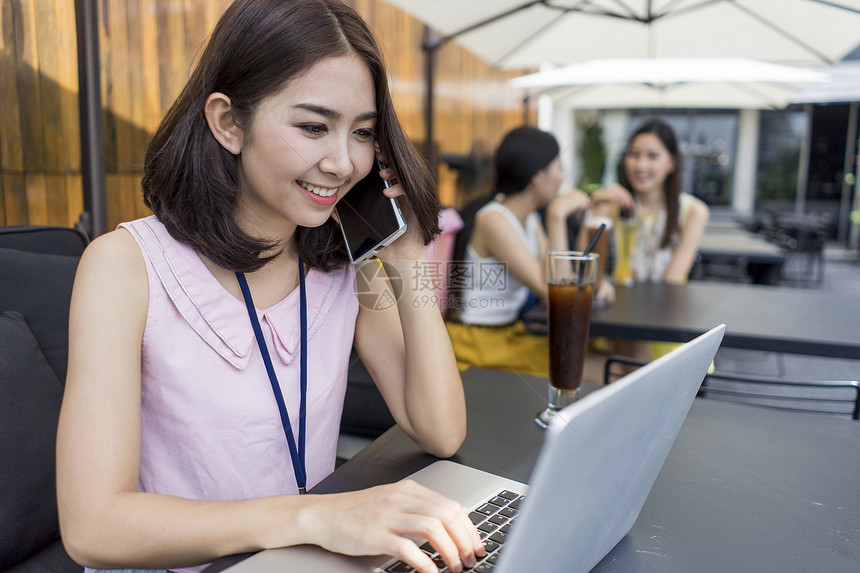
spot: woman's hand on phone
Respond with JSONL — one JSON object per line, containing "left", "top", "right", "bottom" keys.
{"left": 376, "top": 160, "right": 426, "bottom": 261}
{"left": 300, "top": 481, "right": 485, "bottom": 573}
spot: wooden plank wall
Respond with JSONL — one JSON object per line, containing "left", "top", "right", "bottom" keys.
{"left": 1, "top": 0, "right": 82, "bottom": 227}
{"left": 0, "top": 0, "right": 533, "bottom": 231}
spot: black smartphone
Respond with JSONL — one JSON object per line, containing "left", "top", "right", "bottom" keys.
{"left": 335, "top": 162, "right": 407, "bottom": 263}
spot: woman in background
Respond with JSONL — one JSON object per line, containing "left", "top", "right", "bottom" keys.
{"left": 445, "top": 126, "right": 591, "bottom": 377}
{"left": 590, "top": 117, "right": 710, "bottom": 361}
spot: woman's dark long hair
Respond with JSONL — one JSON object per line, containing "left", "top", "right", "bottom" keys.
{"left": 142, "top": 0, "right": 439, "bottom": 272}
{"left": 448, "top": 126, "right": 559, "bottom": 316}
{"left": 619, "top": 117, "right": 682, "bottom": 249}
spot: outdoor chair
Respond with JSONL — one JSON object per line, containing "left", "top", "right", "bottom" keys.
{"left": 774, "top": 227, "right": 827, "bottom": 284}
{"left": 0, "top": 224, "right": 89, "bottom": 256}
{"left": 756, "top": 212, "right": 827, "bottom": 285}
{"left": 603, "top": 356, "right": 860, "bottom": 420}
{"left": 1, "top": 225, "right": 89, "bottom": 572}
{"left": 688, "top": 251, "right": 751, "bottom": 283}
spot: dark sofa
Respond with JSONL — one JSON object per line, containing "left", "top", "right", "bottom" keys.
{"left": 0, "top": 225, "right": 88, "bottom": 572}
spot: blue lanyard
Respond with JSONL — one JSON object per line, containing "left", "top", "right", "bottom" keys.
{"left": 236, "top": 260, "right": 308, "bottom": 494}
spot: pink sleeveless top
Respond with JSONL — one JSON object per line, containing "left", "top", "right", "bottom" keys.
{"left": 120, "top": 216, "right": 359, "bottom": 507}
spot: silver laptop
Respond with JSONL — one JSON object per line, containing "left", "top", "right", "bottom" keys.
{"left": 224, "top": 324, "right": 726, "bottom": 573}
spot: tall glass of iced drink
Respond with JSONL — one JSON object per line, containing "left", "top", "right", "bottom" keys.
{"left": 535, "top": 251, "right": 598, "bottom": 429}
{"left": 612, "top": 215, "right": 638, "bottom": 288}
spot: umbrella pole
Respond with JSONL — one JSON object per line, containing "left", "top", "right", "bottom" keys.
{"left": 75, "top": 0, "right": 107, "bottom": 238}
{"left": 838, "top": 102, "right": 858, "bottom": 244}
{"left": 795, "top": 104, "right": 813, "bottom": 215}
{"left": 422, "top": 26, "right": 444, "bottom": 177}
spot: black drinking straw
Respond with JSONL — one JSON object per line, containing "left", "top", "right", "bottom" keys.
{"left": 579, "top": 222, "right": 606, "bottom": 284}
{"left": 583, "top": 223, "right": 606, "bottom": 256}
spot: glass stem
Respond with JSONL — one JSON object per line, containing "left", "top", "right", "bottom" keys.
{"left": 535, "top": 385, "right": 580, "bottom": 429}
{"left": 547, "top": 385, "right": 579, "bottom": 412}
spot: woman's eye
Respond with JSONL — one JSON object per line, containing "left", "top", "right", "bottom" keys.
{"left": 354, "top": 128, "right": 376, "bottom": 141}
{"left": 300, "top": 124, "right": 328, "bottom": 136}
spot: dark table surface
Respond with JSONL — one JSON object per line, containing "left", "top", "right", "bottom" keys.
{"left": 211, "top": 368, "right": 860, "bottom": 573}
{"left": 587, "top": 281, "right": 860, "bottom": 359}
{"left": 696, "top": 231, "right": 786, "bottom": 284}
{"left": 697, "top": 230, "right": 786, "bottom": 262}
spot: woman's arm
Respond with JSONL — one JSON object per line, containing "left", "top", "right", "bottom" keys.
{"left": 662, "top": 196, "right": 710, "bottom": 284}
{"left": 471, "top": 207, "right": 548, "bottom": 299}
{"left": 353, "top": 255, "right": 466, "bottom": 457}
{"left": 545, "top": 188, "right": 591, "bottom": 254}
{"left": 354, "top": 169, "right": 467, "bottom": 457}
{"left": 57, "top": 230, "right": 480, "bottom": 573}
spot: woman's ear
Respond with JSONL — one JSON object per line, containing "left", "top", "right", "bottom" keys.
{"left": 204, "top": 92, "right": 242, "bottom": 155}
{"left": 528, "top": 165, "right": 547, "bottom": 190}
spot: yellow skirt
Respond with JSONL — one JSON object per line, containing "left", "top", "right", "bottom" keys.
{"left": 445, "top": 320, "right": 549, "bottom": 378}
{"left": 650, "top": 340, "right": 682, "bottom": 360}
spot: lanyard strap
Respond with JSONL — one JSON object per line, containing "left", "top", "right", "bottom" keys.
{"left": 236, "top": 260, "right": 308, "bottom": 494}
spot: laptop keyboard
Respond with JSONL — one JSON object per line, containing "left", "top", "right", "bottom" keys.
{"left": 377, "top": 489, "right": 525, "bottom": 572}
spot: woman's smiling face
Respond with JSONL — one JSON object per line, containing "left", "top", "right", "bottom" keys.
{"left": 232, "top": 53, "right": 378, "bottom": 240}
{"left": 623, "top": 133, "right": 676, "bottom": 197}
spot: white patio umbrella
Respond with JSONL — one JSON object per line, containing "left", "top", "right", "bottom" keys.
{"left": 385, "top": 0, "right": 860, "bottom": 162}
{"left": 792, "top": 60, "right": 860, "bottom": 104}
{"left": 385, "top": 0, "right": 860, "bottom": 69}
{"left": 510, "top": 58, "right": 830, "bottom": 109}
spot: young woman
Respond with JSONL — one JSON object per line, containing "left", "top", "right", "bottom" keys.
{"left": 589, "top": 117, "right": 710, "bottom": 360}
{"left": 56, "top": 2, "right": 483, "bottom": 572}
{"left": 445, "top": 126, "right": 591, "bottom": 377}
{"left": 592, "top": 118, "right": 709, "bottom": 287}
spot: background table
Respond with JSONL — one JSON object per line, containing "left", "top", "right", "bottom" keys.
{"left": 695, "top": 231, "right": 786, "bottom": 284}
{"left": 588, "top": 281, "right": 860, "bottom": 359}
{"left": 209, "top": 368, "right": 860, "bottom": 573}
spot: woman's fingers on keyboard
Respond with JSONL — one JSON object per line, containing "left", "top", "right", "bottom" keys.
{"left": 402, "top": 480, "right": 486, "bottom": 557}
{"left": 385, "top": 535, "right": 440, "bottom": 573}
{"left": 386, "top": 480, "right": 484, "bottom": 569}
{"left": 394, "top": 513, "right": 465, "bottom": 571}
{"left": 312, "top": 480, "right": 485, "bottom": 571}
